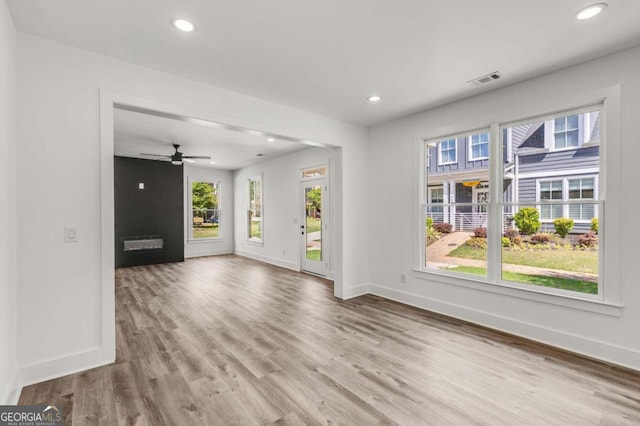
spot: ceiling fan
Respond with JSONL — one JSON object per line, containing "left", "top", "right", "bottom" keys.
{"left": 140, "top": 144, "right": 210, "bottom": 165}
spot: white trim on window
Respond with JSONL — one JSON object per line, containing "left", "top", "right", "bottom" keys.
{"left": 247, "top": 174, "right": 264, "bottom": 244}
{"left": 535, "top": 175, "right": 598, "bottom": 223}
{"left": 188, "top": 177, "right": 222, "bottom": 242}
{"left": 468, "top": 132, "right": 490, "bottom": 161}
{"left": 418, "top": 99, "right": 612, "bottom": 305}
{"left": 438, "top": 139, "right": 458, "bottom": 165}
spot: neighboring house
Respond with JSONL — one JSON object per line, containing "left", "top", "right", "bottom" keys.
{"left": 427, "top": 111, "right": 600, "bottom": 233}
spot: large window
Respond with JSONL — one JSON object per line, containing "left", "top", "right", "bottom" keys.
{"left": 422, "top": 106, "right": 603, "bottom": 299}
{"left": 190, "top": 181, "right": 220, "bottom": 240}
{"left": 425, "top": 130, "right": 490, "bottom": 276}
{"left": 248, "top": 176, "right": 263, "bottom": 242}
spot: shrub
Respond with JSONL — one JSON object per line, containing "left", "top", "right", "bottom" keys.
{"left": 513, "top": 207, "right": 541, "bottom": 235}
{"left": 433, "top": 223, "right": 452, "bottom": 233}
{"left": 591, "top": 217, "right": 599, "bottom": 234}
{"left": 503, "top": 229, "right": 520, "bottom": 240}
{"left": 426, "top": 227, "right": 441, "bottom": 246}
{"left": 553, "top": 217, "right": 574, "bottom": 238}
{"left": 531, "top": 233, "right": 553, "bottom": 243}
{"left": 578, "top": 231, "right": 598, "bottom": 248}
{"left": 501, "top": 237, "right": 511, "bottom": 247}
{"left": 511, "top": 235, "right": 523, "bottom": 245}
{"left": 465, "top": 237, "right": 487, "bottom": 249}
{"left": 426, "top": 217, "right": 434, "bottom": 229}
{"left": 473, "top": 227, "right": 487, "bottom": 238}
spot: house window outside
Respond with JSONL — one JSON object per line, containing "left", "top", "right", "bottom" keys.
{"left": 190, "top": 181, "right": 220, "bottom": 240}
{"left": 421, "top": 105, "right": 603, "bottom": 300}
{"left": 554, "top": 114, "right": 579, "bottom": 149}
{"left": 569, "top": 178, "right": 595, "bottom": 220}
{"left": 428, "top": 187, "right": 444, "bottom": 214}
{"left": 439, "top": 139, "right": 457, "bottom": 165}
{"left": 469, "top": 132, "right": 489, "bottom": 160}
{"left": 538, "top": 180, "right": 563, "bottom": 220}
{"left": 248, "top": 177, "right": 263, "bottom": 242}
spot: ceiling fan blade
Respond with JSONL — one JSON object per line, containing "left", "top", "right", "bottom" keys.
{"left": 183, "top": 158, "right": 196, "bottom": 163}
{"left": 141, "top": 153, "right": 171, "bottom": 158}
{"left": 183, "top": 156, "right": 211, "bottom": 159}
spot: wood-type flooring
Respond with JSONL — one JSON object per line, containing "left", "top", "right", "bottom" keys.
{"left": 19, "top": 255, "right": 640, "bottom": 425}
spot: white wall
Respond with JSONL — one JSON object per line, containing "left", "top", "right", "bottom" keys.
{"left": 0, "top": 0, "right": 18, "bottom": 404}
{"left": 184, "top": 165, "right": 234, "bottom": 258}
{"left": 233, "top": 148, "right": 335, "bottom": 274}
{"left": 368, "top": 46, "right": 640, "bottom": 370}
{"left": 16, "top": 33, "right": 369, "bottom": 385}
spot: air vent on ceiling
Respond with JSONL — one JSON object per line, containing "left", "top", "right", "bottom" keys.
{"left": 468, "top": 71, "right": 501, "bottom": 87}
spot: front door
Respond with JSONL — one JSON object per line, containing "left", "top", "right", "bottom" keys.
{"left": 301, "top": 179, "right": 328, "bottom": 276}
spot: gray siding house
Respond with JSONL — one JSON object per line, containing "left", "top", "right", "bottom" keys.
{"left": 427, "top": 111, "right": 600, "bottom": 233}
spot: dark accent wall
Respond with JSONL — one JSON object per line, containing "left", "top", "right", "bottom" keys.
{"left": 114, "top": 156, "right": 184, "bottom": 267}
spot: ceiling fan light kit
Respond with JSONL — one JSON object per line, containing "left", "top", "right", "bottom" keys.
{"left": 141, "top": 144, "right": 211, "bottom": 166}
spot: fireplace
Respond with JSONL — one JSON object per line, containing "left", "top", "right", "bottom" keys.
{"left": 122, "top": 236, "right": 164, "bottom": 252}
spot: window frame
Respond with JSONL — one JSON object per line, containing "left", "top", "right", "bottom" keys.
{"left": 438, "top": 139, "right": 458, "bottom": 165}
{"left": 247, "top": 175, "right": 264, "bottom": 244}
{"left": 544, "top": 112, "right": 594, "bottom": 152}
{"left": 415, "top": 97, "right": 620, "bottom": 312}
{"left": 468, "top": 132, "right": 490, "bottom": 161}
{"left": 187, "top": 178, "right": 222, "bottom": 242}
{"left": 535, "top": 175, "right": 598, "bottom": 223}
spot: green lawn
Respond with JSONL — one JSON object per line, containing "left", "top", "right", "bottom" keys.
{"left": 250, "top": 220, "right": 262, "bottom": 239}
{"left": 306, "top": 217, "right": 322, "bottom": 233}
{"left": 306, "top": 249, "right": 321, "bottom": 261}
{"left": 448, "top": 266, "right": 597, "bottom": 294}
{"left": 447, "top": 245, "right": 598, "bottom": 274}
{"left": 192, "top": 225, "right": 219, "bottom": 239}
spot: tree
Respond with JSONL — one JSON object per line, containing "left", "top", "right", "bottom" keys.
{"left": 192, "top": 182, "right": 218, "bottom": 218}
{"left": 306, "top": 187, "right": 321, "bottom": 217}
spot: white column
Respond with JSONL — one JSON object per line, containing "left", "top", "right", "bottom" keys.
{"left": 449, "top": 179, "right": 456, "bottom": 231}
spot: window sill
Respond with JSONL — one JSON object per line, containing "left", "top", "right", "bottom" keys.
{"left": 413, "top": 269, "right": 622, "bottom": 317}
{"left": 187, "top": 238, "right": 224, "bottom": 244}
{"left": 246, "top": 239, "right": 264, "bottom": 247}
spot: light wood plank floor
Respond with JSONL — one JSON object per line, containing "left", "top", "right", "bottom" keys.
{"left": 19, "top": 255, "right": 640, "bottom": 425}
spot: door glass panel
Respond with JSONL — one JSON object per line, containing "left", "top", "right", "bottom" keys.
{"left": 305, "top": 185, "right": 322, "bottom": 261}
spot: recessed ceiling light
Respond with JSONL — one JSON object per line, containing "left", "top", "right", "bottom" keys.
{"left": 172, "top": 18, "right": 195, "bottom": 32}
{"left": 210, "top": 161, "right": 216, "bottom": 165}
{"left": 367, "top": 95, "right": 382, "bottom": 103}
{"left": 575, "top": 3, "right": 607, "bottom": 20}
{"left": 267, "top": 137, "right": 275, "bottom": 142}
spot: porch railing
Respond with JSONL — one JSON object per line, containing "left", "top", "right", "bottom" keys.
{"left": 426, "top": 211, "right": 513, "bottom": 232}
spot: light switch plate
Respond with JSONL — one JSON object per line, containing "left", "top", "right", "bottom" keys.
{"left": 64, "top": 227, "right": 78, "bottom": 243}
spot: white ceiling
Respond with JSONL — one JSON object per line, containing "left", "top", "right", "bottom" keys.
{"left": 7, "top": 0, "right": 640, "bottom": 126}
{"left": 114, "top": 107, "right": 311, "bottom": 170}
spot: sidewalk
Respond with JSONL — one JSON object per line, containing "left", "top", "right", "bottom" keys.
{"left": 426, "top": 232, "right": 598, "bottom": 282}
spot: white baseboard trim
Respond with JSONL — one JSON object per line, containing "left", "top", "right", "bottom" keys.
{"left": 1, "top": 369, "right": 21, "bottom": 405}
{"left": 185, "top": 246, "right": 234, "bottom": 259}
{"left": 234, "top": 250, "right": 299, "bottom": 272}
{"left": 341, "top": 284, "right": 371, "bottom": 300}
{"left": 19, "top": 346, "right": 114, "bottom": 388}
{"left": 369, "top": 284, "right": 640, "bottom": 372}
